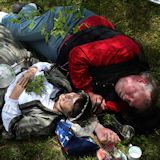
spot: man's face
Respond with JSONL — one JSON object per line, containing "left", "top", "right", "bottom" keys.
{"left": 56, "top": 92, "right": 81, "bottom": 117}
{"left": 115, "top": 75, "right": 151, "bottom": 110}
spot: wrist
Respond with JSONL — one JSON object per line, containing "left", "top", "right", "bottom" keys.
{"left": 28, "top": 67, "right": 38, "bottom": 75}
{"left": 9, "top": 93, "right": 19, "bottom": 100}
{"left": 94, "top": 123, "right": 104, "bottom": 134}
{"left": 88, "top": 91, "right": 95, "bottom": 97}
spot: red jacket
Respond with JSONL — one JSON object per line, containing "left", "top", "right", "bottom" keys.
{"left": 68, "top": 16, "right": 142, "bottom": 112}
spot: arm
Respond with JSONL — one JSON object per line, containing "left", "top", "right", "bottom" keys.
{"left": 9, "top": 65, "right": 38, "bottom": 100}
{"left": 31, "top": 62, "right": 52, "bottom": 72}
{"left": 88, "top": 93, "right": 130, "bottom": 112}
{"left": 2, "top": 62, "right": 52, "bottom": 132}
{"left": 69, "top": 39, "right": 122, "bottom": 92}
{"left": 94, "top": 123, "right": 120, "bottom": 145}
{"left": 2, "top": 99, "right": 21, "bottom": 132}
{"left": 2, "top": 100, "right": 59, "bottom": 139}
{"left": 9, "top": 62, "right": 52, "bottom": 100}
{"left": 69, "top": 48, "right": 106, "bottom": 109}
{"left": 69, "top": 116, "right": 120, "bottom": 145}
{"left": 2, "top": 66, "right": 38, "bottom": 131}
{"left": 11, "top": 109, "right": 59, "bottom": 139}
{"left": 69, "top": 47, "right": 93, "bottom": 92}
{"left": 106, "top": 101, "right": 129, "bottom": 112}
{"left": 7, "top": 62, "right": 52, "bottom": 101}
{"left": 88, "top": 92, "right": 106, "bottom": 111}
{"left": 69, "top": 36, "right": 141, "bottom": 110}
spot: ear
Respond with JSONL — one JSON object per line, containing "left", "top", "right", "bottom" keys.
{"left": 136, "top": 77, "right": 148, "bottom": 85}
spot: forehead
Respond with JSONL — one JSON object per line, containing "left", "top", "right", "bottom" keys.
{"left": 61, "top": 93, "right": 81, "bottom": 106}
{"left": 69, "top": 93, "right": 81, "bottom": 100}
{"left": 67, "top": 92, "right": 80, "bottom": 97}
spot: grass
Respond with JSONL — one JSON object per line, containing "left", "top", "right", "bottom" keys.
{"left": 0, "top": 0, "right": 160, "bottom": 159}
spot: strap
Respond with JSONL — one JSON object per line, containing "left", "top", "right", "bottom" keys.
{"left": 57, "top": 25, "right": 121, "bottom": 65}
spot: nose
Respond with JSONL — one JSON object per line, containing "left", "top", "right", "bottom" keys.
{"left": 59, "top": 94, "right": 65, "bottom": 100}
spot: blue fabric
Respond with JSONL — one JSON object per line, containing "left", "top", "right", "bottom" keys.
{"left": 2, "top": 4, "right": 95, "bottom": 61}
{"left": 55, "top": 120, "right": 99, "bottom": 156}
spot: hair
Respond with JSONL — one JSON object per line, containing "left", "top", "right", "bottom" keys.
{"left": 141, "top": 72, "right": 159, "bottom": 107}
{"left": 69, "top": 91, "right": 92, "bottom": 121}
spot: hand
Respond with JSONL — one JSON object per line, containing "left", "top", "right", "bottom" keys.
{"left": 9, "top": 67, "right": 38, "bottom": 100}
{"left": 88, "top": 92, "right": 106, "bottom": 111}
{"left": 9, "top": 77, "right": 28, "bottom": 100}
{"left": 95, "top": 123, "right": 120, "bottom": 145}
{"left": 22, "top": 67, "right": 38, "bottom": 80}
{"left": 16, "top": 67, "right": 37, "bottom": 85}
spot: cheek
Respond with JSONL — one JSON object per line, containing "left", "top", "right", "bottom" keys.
{"left": 125, "top": 86, "right": 139, "bottom": 100}
{"left": 60, "top": 101, "right": 73, "bottom": 113}
{"left": 132, "top": 96, "right": 144, "bottom": 109}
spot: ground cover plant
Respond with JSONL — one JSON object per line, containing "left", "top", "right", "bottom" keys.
{"left": 0, "top": 0, "right": 160, "bottom": 159}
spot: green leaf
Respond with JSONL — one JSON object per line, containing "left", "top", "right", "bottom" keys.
{"left": 29, "top": 21, "right": 34, "bottom": 30}
{"left": 26, "top": 75, "right": 47, "bottom": 96}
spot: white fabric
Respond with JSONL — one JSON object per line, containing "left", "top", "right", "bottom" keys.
{"left": 148, "top": 0, "right": 160, "bottom": 4}
{"left": 2, "top": 62, "right": 60, "bottom": 132}
{"left": 0, "top": 12, "right": 8, "bottom": 23}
